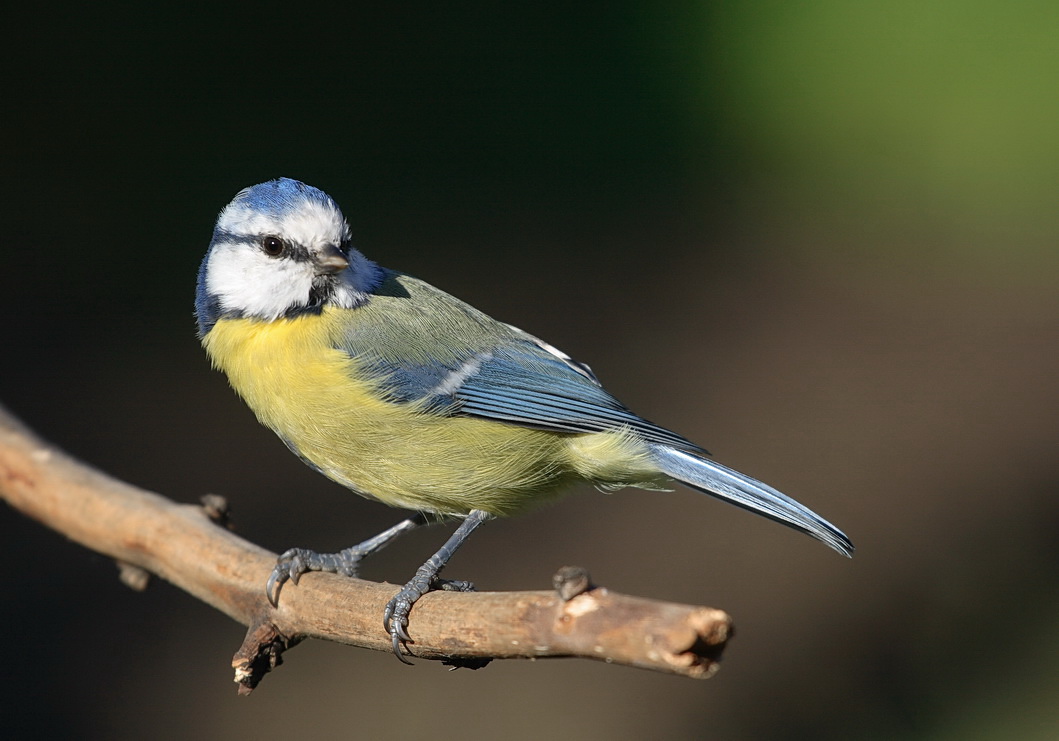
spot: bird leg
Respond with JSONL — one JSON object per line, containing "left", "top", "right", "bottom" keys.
{"left": 383, "top": 508, "right": 494, "bottom": 663}
{"left": 266, "top": 512, "right": 429, "bottom": 606}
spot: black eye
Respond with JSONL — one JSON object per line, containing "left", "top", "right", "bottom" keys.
{"left": 261, "top": 236, "right": 287, "bottom": 257}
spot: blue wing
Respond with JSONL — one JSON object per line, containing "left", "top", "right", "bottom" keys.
{"left": 336, "top": 272, "right": 703, "bottom": 453}
{"left": 356, "top": 324, "right": 703, "bottom": 453}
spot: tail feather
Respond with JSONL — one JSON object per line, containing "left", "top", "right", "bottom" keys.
{"left": 649, "top": 444, "right": 854, "bottom": 557}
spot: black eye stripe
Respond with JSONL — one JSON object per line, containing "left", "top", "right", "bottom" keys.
{"left": 209, "top": 229, "right": 315, "bottom": 262}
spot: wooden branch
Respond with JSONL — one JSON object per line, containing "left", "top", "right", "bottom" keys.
{"left": 0, "top": 403, "right": 732, "bottom": 692}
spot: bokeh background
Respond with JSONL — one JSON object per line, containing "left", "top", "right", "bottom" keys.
{"left": 3, "top": 3, "right": 1057, "bottom": 739}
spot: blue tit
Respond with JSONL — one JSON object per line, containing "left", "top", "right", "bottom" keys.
{"left": 195, "top": 178, "right": 853, "bottom": 662}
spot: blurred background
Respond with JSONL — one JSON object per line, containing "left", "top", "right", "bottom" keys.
{"left": 2, "top": 2, "right": 1057, "bottom": 739}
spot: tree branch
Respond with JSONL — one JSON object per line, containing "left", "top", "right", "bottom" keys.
{"left": 0, "top": 403, "right": 732, "bottom": 692}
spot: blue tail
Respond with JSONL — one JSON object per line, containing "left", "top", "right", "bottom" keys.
{"left": 649, "top": 444, "right": 854, "bottom": 557}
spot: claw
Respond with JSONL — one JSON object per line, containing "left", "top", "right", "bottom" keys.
{"left": 266, "top": 548, "right": 312, "bottom": 607}
{"left": 391, "top": 630, "right": 414, "bottom": 665}
{"left": 385, "top": 601, "right": 415, "bottom": 664}
{"left": 383, "top": 590, "right": 419, "bottom": 662}
{"left": 265, "top": 568, "right": 286, "bottom": 607}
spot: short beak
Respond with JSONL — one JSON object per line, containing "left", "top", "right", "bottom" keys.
{"left": 313, "top": 244, "right": 350, "bottom": 275}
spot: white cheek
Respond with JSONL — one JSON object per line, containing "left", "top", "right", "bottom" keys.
{"left": 206, "top": 246, "right": 313, "bottom": 320}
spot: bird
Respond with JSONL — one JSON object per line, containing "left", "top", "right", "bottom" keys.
{"left": 195, "top": 177, "right": 854, "bottom": 662}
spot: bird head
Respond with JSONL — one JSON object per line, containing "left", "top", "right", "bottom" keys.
{"left": 195, "top": 178, "right": 381, "bottom": 335}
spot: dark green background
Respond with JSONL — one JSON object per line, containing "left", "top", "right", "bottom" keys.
{"left": 3, "top": 3, "right": 1057, "bottom": 739}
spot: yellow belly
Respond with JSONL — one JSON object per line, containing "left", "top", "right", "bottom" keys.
{"left": 203, "top": 308, "right": 664, "bottom": 516}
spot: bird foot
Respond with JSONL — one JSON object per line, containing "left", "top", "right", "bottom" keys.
{"left": 266, "top": 546, "right": 364, "bottom": 606}
{"left": 383, "top": 574, "right": 476, "bottom": 664}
